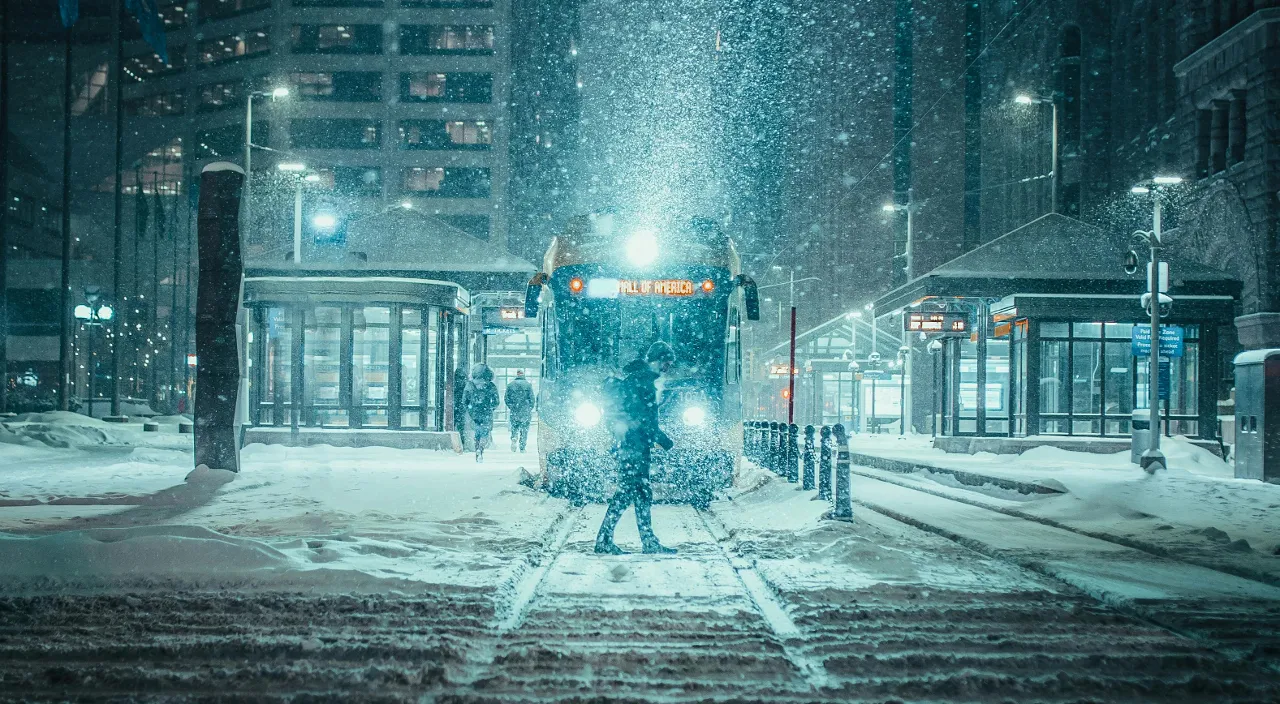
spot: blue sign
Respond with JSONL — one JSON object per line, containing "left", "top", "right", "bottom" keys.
{"left": 860, "top": 369, "right": 888, "bottom": 381}
{"left": 1158, "top": 358, "right": 1171, "bottom": 401}
{"left": 1131, "top": 325, "right": 1183, "bottom": 358}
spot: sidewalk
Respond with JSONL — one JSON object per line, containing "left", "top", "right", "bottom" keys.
{"left": 845, "top": 433, "right": 1280, "bottom": 583}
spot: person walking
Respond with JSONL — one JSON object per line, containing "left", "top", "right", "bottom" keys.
{"left": 465, "top": 364, "right": 499, "bottom": 462}
{"left": 504, "top": 370, "right": 535, "bottom": 452}
{"left": 595, "top": 341, "right": 677, "bottom": 555}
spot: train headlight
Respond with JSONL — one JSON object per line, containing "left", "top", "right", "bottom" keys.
{"left": 573, "top": 402, "right": 602, "bottom": 428}
{"left": 626, "top": 229, "right": 659, "bottom": 266}
{"left": 682, "top": 405, "right": 707, "bottom": 427}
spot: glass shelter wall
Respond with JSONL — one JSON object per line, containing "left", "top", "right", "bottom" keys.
{"left": 249, "top": 302, "right": 458, "bottom": 431}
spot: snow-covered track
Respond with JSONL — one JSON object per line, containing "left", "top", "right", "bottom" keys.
{"left": 848, "top": 469, "right": 1280, "bottom": 667}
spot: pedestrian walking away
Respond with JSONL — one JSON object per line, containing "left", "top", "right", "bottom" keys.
{"left": 595, "top": 341, "right": 677, "bottom": 556}
{"left": 465, "top": 364, "right": 499, "bottom": 462}
{"left": 505, "top": 370, "right": 535, "bottom": 452}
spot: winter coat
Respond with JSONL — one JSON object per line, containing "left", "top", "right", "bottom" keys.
{"left": 465, "top": 365, "right": 500, "bottom": 425}
{"left": 609, "top": 358, "right": 673, "bottom": 457}
{"left": 504, "top": 377, "right": 535, "bottom": 422}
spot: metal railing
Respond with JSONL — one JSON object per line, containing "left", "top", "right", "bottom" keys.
{"left": 743, "top": 419, "right": 852, "bottom": 520}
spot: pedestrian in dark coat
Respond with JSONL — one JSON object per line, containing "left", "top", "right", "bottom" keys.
{"left": 595, "top": 341, "right": 677, "bottom": 555}
{"left": 504, "top": 370, "right": 535, "bottom": 452}
{"left": 465, "top": 364, "right": 499, "bottom": 461}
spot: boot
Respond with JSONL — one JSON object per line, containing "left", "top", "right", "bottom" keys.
{"left": 595, "top": 497, "right": 627, "bottom": 555}
{"left": 641, "top": 537, "right": 677, "bottom": 555}
{"left": 635, "top": 499, "right": 675, "bottom": 554}
{"left": 594, "top": 540, "right": 628, "bottom": 555}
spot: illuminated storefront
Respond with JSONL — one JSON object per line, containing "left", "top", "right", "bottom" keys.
{"left": 874, "top": 214, "right": 1241, "bottom": 441}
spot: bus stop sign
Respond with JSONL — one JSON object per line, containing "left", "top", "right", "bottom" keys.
{"left": 1131, "top": 325, "right": 1183, "bottom": 357}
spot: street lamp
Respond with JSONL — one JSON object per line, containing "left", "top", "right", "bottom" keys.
{"left": 1128, "top": 174, "right": 1184, "bottom": 473}
{"left": 277, "top": 162, "right": 314, "bottom": 264}
{"left": 244, "top": 86, "right": 290, "bottom": 247}
{"left": 1014, "top": 92, "right": 1058, "bottom": 214}
{"left": 74, "top": 286, "right": 114, "bottom": 415}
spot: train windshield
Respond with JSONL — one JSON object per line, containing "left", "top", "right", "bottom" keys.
{"left": 558, "top": 295, "right": 727, "bottom": 380}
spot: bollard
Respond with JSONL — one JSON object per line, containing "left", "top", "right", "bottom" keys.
{"left": 831, "top": 424, "right": 853, "bottom": 521}
{"left": 775, "top": 421, "right": 787, "bottom": 475}
{"left": 787, "top": 424, "right": 800, "bottom": 483}
{"left": 802, "top": 425, "right": 816, "bottom": 490}
{"left": 768, "top": 422, "right": 781, "bottom": 474}
{"left": 818, "top": 425, "right": 832, "bottom": 501}
{"left": 753, "top": 421, "right": 763, "bottom": 464}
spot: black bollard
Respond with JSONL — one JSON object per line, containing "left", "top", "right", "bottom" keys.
{"left": 802, "top": 425, "right": 816, "bottom": 490}
{"left": 768, "top": 422, "right": 780, "bottom": 474}
{"left": 818, "top": 425, "right": 832, "bottom": 501}
{"left": 787, "top": 424, "right": 800, "bottom": 483}
{"left": 832, "top": 424, "right": 853, "bottom": 520}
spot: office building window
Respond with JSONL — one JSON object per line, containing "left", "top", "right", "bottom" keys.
{"left": 306, "top": 166, "right": 383, "bottom": 196}
{"left": 400, "top": 120, "right": 492, "bottom": 150}
{"left": 198, "top": 29, "right": 271, "bottom": 66}
{"left": 200, "top": 0, "right": 270, "bottom": 21}
{"left": 400, "top": 72, "right": 492, "bottom": 102}
{"left": 126, "top": 90, "right": 184, "bottom": 116}
{"left": 294, "top": 0, "right": 382, "bottom": 6}
{"left": 124, "top": 47, "right": 185, "bottom": 82}
{"left": 399, "top": 25, "right": 495, "bottom": 55}
{"left": 292, "top": 25, "right": 383, "bottom": 54}
{"left": 290, "top": 119, "right": 382, "bottom": 149}
{"left": 198, "top": 81, "right": 243, "bottom": 112}
{"left": 291, "top": 72, "right": 382, "bottom": 102}
{"left": 402, "top": 0, "right": 491, "bottom": 6}
{"left": 402, "top": 167, "right": 491, "bottom": 197}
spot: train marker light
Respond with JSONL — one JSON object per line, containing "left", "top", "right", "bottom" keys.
{"left": 626, "top": 229, "right": 659, "bottom": 266}
{"left": 701, "top": 279, "right": 715, "bottom": 293}
{"left": 569, "top": 277, "right": 584, "bottom": 293}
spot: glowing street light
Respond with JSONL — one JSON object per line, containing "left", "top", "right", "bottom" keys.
{"left": 277, "top": 162, "right": 306, "bottom": 172}
{"left": 312, "top": 212, "right": 338, "bottom": 230}
{"left": 626, "top": 229, "right": 660, "bottom": 266}
{"left": 271, "top": 86, "right": 290, "bottom": 99}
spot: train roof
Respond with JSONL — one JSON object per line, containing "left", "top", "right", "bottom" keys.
{"left": 541, "top": 215, "right": 742, "bottom": 277}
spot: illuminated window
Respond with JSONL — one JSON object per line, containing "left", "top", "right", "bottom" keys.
{"left": 399, "top": 120, "right": 492, "bottom": 149}
{"left": 401, "top": 72, "right": 492, "bottom": 103}
{"left": 292, "top": 25, "right": 383, "bottom": 54}
{"left": 198, "top": 29, "right": 271, "bottom": 66}
{"left": 399, "top": 25, "right": 495, "bottom": 55}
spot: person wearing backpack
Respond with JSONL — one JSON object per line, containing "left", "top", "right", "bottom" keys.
{"left": 465, "top": 364, "right": 500, "bottom": 462}
{"left": 595, "top": 341, "right": 677, "bottom": 555}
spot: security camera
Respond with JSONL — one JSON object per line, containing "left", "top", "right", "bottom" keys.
{"left": 1123, "top": 249, "right": 1140, "bottom": 276}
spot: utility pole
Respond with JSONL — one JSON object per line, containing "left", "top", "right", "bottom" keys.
{"left": 58, "top": 23, "right": 74, "bottom": 410}
{"left": 0, "top": 0, "right": 10, "bottom": 413}
{"left": 109, "top": 0, "right": 124, "bottom": 418}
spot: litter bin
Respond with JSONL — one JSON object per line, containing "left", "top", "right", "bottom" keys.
{"left": 1131, "top": 409, "right": 1151, "bottom": 465}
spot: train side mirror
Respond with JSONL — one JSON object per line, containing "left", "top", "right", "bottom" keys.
{"left": 737, "top": 274, "right": 760, "bottom": 321}
{"left": 524, "top": 272, "right": 547, "bottom": 318}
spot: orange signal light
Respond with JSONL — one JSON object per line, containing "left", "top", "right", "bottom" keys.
{"left": 701, "top": 279, "right": 715, "bottom": 293}
{"left": 569, "top": 277, "right": 584, "bottom": 293}
{"left": 781, "top": 388, "right": 791, "bottom": 399}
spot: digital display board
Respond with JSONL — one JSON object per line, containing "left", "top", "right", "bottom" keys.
{"left": 906, "top": 311, "right": 969, "bottom": 335}
{"left": 587, "top": 278, "right": 695, "bottom": 297}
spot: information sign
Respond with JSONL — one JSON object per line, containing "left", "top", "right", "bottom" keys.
{"left": 1131, "top": 325, "right": 1183, "bottom": 358}
{"left": 905, "top": 311, "right": 969, "bottom": 335}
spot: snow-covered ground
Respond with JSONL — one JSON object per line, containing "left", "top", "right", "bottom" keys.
{"left": 0, "top": 415, "right": 567, "bottom": 593}
{"left": 848, "top": 432, "right": 1280, "bottom": 580}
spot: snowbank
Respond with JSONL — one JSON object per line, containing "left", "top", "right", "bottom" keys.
{"left": 2, "top": 411, "right": 132, "bottom": 449}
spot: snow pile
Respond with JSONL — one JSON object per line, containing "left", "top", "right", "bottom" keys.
{"left": 1, "top": 411, "right": 131, "bottom": 449}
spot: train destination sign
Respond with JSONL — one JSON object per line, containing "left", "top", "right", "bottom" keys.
{"left": 587, "top": 278, "right": 695, "bottom": 297}
{"left": 905, "top": 311, "right": 969, "bottom": 335}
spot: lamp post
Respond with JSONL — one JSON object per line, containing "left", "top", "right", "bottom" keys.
{"left": 759, "top": 271, "right": 820, "bottom": 425}
{"left": 74, "top": 286, "right": 114, "bottom": 417}
{"left": 1015, "top": 93, "right": 1058, "bottom": 214}
{"left": 276, "top": 162, "right": 315, "bottom": 264}
{"left": 243, "top": 86, "right": 289, "bottom": 245}
{"left": 882, "top": 196, "right": 915, "bottom": 281}
{"left": 897, "top": 343, "right": 910, "bottom": 437}
{"left": 1128, "top": 175, "right": 1183, "bottom": 472}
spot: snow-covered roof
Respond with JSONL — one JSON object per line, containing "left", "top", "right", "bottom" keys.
{"left": 1234, "top": 349, "right": 1280, "bottom": 365}
{"left": 875, "top": 213, "right": 1242, "bottom": 313}
{"left": 247, "top": 209, "right": 536, "bottom": 275}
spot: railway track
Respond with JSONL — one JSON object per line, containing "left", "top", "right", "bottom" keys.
{"left": 2, "top": 480, "right": 1279, "bottom": 701}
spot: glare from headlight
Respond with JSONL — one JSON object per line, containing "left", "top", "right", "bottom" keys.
{"left": 574, "top": 402, "right": 602, "bottom": 427}
{"left": 626, "top": 229, "right": 659, "bottom": 266}
{"left": 682, "top": 406, "right": 707, "bottom": 426}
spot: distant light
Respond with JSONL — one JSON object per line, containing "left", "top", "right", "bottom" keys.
{"left": 762, "top": 296, "right": 773, "bottom": 302}
{"left": 74, "top": 304, "right": 92, "bottom": 320}
{"left": 271, "top": 87, "right": 290, "bottom": 98}
{"left": 277, "top": 162, "right": 306, "bottom": 172}
{"left": 568, "top": 276, "right": 584, "bottom": 293}
{"left": 1130, "top": 186, "right": 1151, "bottom": 194}
{"left": 682, "top": 406, "right": 707, "bottom": 426}
{"left": 573, "top": 402, "right": 602, "bottom": 428}
{"left": 304, "top": 173, "right": 322, "bottom": 182}
{"left": 1014, "top": 94, "right": 1035, "bottom": 105}
{"left": 401, "top": 200, "right": 413, "bottom": 209}
{"left": 864, "top": 302, "right": 874, "bottom": 310}
{"left": 626, "top": 229, "right": 659, "bottom": 266}
{"left": 1153, "top": 175, "right": 1183, "bottom": 185}
{"left": 96, "top": 305, "right": 113, "bottom": 321}
{"left": 701, "top": 279, "right": 715, "bottom": 293}
{"left": 882, "top": 203, "right": 896, "bottom": 213}
{"left": 846, "top": 310, "right": 863, "bottom": 319}
{"left": 312, "top": 213, "right": 338, "bottom": 229}
{"left": 187, "top": 353, "right": 198, "bottom": 367}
